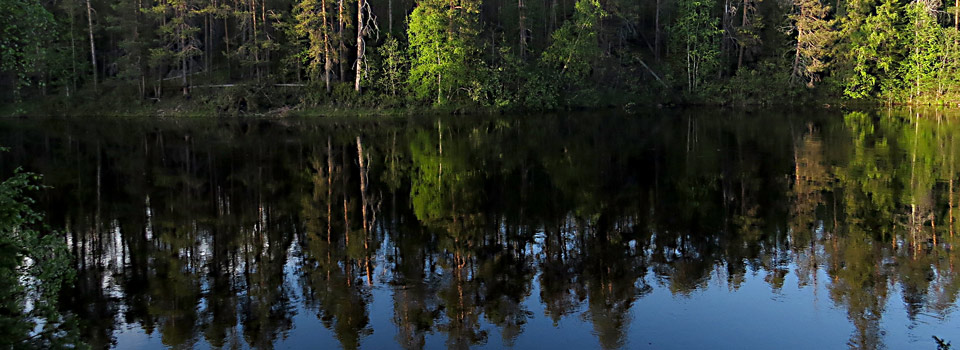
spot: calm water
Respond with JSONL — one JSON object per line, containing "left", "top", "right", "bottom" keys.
{"left": 1, "top": 109, "right": 959, "bottom": 349}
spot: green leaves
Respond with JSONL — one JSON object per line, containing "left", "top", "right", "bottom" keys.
{"left": 671, "top": 0, "right": 720, "bottom": 92}
{"left": 406, "top": 0, "right": 482, "bottom": 105}
{"left": 841, "top": 0, "right": 906, "bottom": 100}
{"left": 0, "top": 168, "right": 85, "bottom": 349}
{"left": 792, "top": 0, "right": 836, "bottom": 86}
{"left": 375, "top": 36, "right": 408, "bottom": 97}
{"left": 894, "top": 3, "right": 945, "bottom": 103}
{"left": 541, "top": 0, "right": 605, "bottom": 83}
{"left": 0, "top": 0, "right": 57, "bottom": 102}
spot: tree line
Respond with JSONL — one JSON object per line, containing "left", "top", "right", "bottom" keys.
{"left": 3, "top": 0, "right": 960, "bottom": 110}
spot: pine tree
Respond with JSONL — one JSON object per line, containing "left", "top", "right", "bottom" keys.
{"left": 294, "top": 0, "right": 334, "bottom": 91}
{"left": 108, "top": 0, "right": 150, "bottom": 98}
{"left": 147, "top": 0, "right": 202, "bottom": 96}
{"left": 791, "top": 0, "right": 836, "bottom": 86}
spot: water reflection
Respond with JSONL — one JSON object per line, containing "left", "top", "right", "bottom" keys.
{"left": 1, "top": 109, "right": 959, "bottom": 349}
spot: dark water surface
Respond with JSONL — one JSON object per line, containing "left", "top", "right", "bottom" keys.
{"left": 1, "top": 109, "right": 959, "bottom": 349}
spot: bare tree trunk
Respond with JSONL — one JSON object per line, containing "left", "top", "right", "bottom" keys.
{"left": 721, "top": 0, "right": 730, "bottom": 61}
{"left": 355, "top": 0, "right": 365, "bottom": 92}
{"left": 654, "top": 0, "right": 660, "bottom": 62}
{"left": 251, "top": 0, "right": 260, "bottom": 81}
{"left": 70, "top": 6, "right": 78, "bottom": 96}
{"left": 792, "top": 6, "right": 803, "bottom": 81}
{"left": 226, "top": 5, "right": 233, "bottom": 74}
{"left": 85, "top": 0, "right": 98, "bottom": 92}
{"left": 518, "top": 0, "right": 526, "bottom": 59}
{"left": 225, "top": 8, "right": 231, "bottom": 77}
{"left": 138, "top": 0, "right": 145, "bottom": 99}
{"left": 323, "top": 0, "right": 332, "bottom": 92}
{"left": 339, "top": 0, "right": 346, "bottom": 82}
{"left": 388, "top": 0, "right": 393, "bottom": 33}
{"left": 181, "top": 6, "right": 189, "bottom": 96}
{"left": 436, "top": 42, "right": 442, "bottom": 104}
{"left": 738, "top": 0, "right": 747, "bottom": 71}
{"left": 205, "top": 11, "right": 210, "bottom": 72}
{"left": 262, "top": 0, "right": 269, "bottom": 78}
{"left": 686, "top": 42, "right": 691, "bottom": 91}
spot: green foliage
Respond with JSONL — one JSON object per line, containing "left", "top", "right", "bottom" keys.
{"left": 843, "top": 0, "right": 904, "bottom": 99}
{"left": 374, "top": 36, "right": 408, "bottom": 97}
{"left": 896, "top": 2, "right": 944, "bottom": 104}
{"left": 735, "top": 0, "right": 764, "bottom": 67}
{"left": 0, "top": 166, "right": 85, "bottom": 349}
{"left": 534, "top": 0, "right": 606, "bottom": 107}
{"left": 12, "top": 0, "right": 960, "bottom": 112}
{"left": 406, "top": 0, "right": 481, "bottom": 105}
{"left": 712, "top": 61, "right": 800, "bottom": 105}
{"left": 0, "top": 0, "right": 57, "bottom": 102}
{"left": 292, "top": 0, "right": 331, "bottom": 80}
{"left": 145, "top": 0, "right": 202, "bottom": 85}
{"left": 465, "top": 47, "right": 521, "bottom": 109}
{"left": 519, "top": 69, "right": 561, "bottom": 110}
{"left": 541, "top": 0, "right": 606, "bottom": 83}
{"left": 670, "top": 0, "right": 721, "bottom": 92}
{"left": 107, "top": 0, "right": 150, "bottom": 93}
{"left": 791, "top": 0, "right": 836, "bottom": 85}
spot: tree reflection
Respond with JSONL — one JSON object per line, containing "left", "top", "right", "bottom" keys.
{"left": 1, "top": 110, "right": 959, "bottom": 349}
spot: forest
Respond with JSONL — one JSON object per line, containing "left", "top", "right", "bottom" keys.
{"left": 3, "top": 0, "right": 960, "bottom": 114}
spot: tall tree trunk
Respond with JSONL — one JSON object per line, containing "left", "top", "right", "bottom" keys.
{"left": 388, "top": 0, "right": 393, "bottom": 33}
{"left": 205, "top": 11, "right": 210, "bottom": 72}
{"left": 436, "top": 42, "right": 441, "bottom": 104}
{"left": 355, "top": 0, "right": 365, "bottom": 92}
{"left": 137, "top": 0, "right": 145, "bottom": 99}
{"left": 323, "top": 0, "right": 332, "bottom": 92}
{"left": 262, "top": 0, "right": 269, "bottom": 78}
{"left": 251, "top": 0, "right": 260, "bottom": 81}
{"left": 654, "top": 0, "right": 660, "bottom": 62}
{"left": 70, "top": 6, "right": 78, "bottom": 96}
{"left": 85, "top": 0, "right": 98, "bottom": 92}
{"left": 721, "top": 0, "right": 730, "bottom": 62}
{"left": 518, "top": 0, "right": 526, "bottom": 59}
{"left": 738, "top": 0, "right": 747, "bottom": 71}
{"left": 339, "top": 0, "right": 346, "bottom": 82}
{"left": 792, "top": 4, "right": 803, "bottom": 81}
{"left": 225, "top": 6, "right": 231, "bottom": 78}
{"left": 181, "top": 6, "right": 189, "bottom": 96}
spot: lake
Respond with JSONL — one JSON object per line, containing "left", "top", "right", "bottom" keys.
{"left": 1, "top": 108, "right": 958, "bottom": 349}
